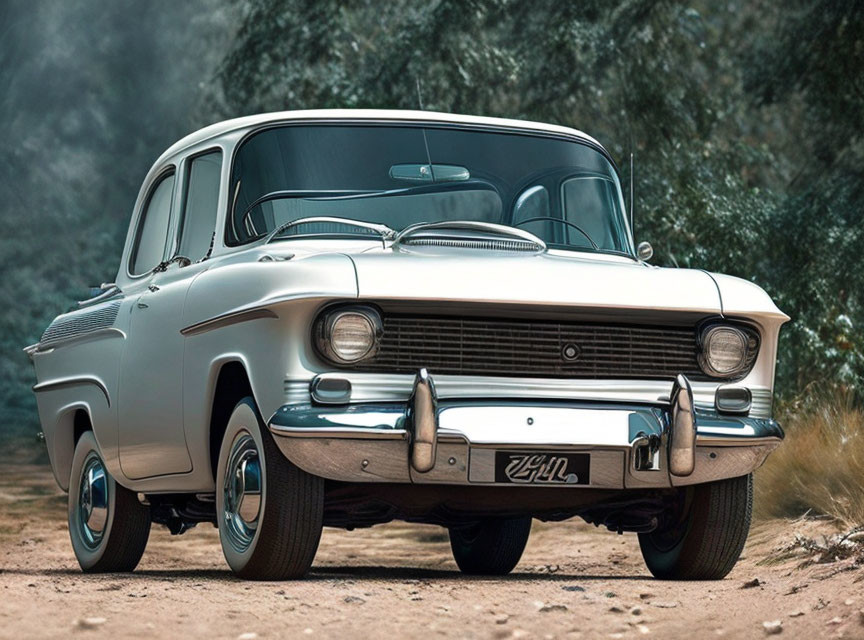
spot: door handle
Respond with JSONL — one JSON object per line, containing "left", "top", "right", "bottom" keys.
{"left": 137, "top": 301, "right": 149, "bottom": 309}
{"left": 147, "top": 284, "right": 160, "bottom": 292}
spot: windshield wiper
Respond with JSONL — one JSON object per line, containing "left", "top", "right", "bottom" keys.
{"left": 513, "top": 217, "right": 599, "bottom": 250}
{"left": 263, "top": 216, "right": 396, "bottom": 245}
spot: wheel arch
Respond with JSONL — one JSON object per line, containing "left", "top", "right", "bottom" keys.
{"left": 51, "top": 403, "right": 97, "bottom": 492}
{"left": 207, "top": 359, "right": 258, "bottom": 482}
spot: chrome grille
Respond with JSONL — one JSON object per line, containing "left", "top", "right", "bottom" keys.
{"left": 342, "top": 314, "right": 709, "bottom": 381}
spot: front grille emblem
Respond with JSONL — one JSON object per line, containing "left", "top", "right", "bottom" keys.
{"left": 562, "top": 343, "right": 581, "bottom": 361}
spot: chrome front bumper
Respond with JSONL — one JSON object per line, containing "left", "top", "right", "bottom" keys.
{"left": 268, "top": 373, "right": 783, "bottom": 489}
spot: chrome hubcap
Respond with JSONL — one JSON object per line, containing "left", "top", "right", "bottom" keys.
{"left": 77, "top": 454, "right": 108, "bottom": 549}
{"left": 222, "top": 433, "right": 262, "bottom": 552}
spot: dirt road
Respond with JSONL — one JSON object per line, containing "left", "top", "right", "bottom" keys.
{"left": 1, "top": 464, "right": 862, "bottom": 639}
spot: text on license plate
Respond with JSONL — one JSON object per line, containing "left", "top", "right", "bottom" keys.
{"left": 494, "top": 451, "right": 590, "bottom": 485}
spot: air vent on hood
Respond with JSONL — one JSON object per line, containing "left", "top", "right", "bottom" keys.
{"left": 401, "top": 236, "right": 542, "bottom": 252}
{"left": 393, "top": 221, "right": 546, "bottom": 254}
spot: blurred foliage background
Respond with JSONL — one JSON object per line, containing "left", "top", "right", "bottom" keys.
{"left": 1, "top": 0, "right": 862, "bottom": 442}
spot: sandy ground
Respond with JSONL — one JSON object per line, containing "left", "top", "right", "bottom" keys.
{"left": 0, "top": 464, "right": 862, "bottom": 639}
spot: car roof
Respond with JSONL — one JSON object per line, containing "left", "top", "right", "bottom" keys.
{"left": 156, "top": 109, "right": 606, "bottom": 165}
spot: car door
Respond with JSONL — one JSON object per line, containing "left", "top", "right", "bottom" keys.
{"left": 118, "top": 150, "right": 224, "bottom": 479}
{"left": 118, "top": 168, "right": 194, "bottom": 479}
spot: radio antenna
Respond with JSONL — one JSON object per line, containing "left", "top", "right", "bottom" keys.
{"left": 629, "top": 152, "right": 634, "bottom": 236}
{"left": 415, "top": 78, "right": 425, "bottom": 110}
{"left": 416, "top": 77, "right": 435, "bottom": 181}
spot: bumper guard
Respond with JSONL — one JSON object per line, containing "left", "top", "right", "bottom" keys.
{"left": 268, "top": 371, "right": 783, "bottom": 489}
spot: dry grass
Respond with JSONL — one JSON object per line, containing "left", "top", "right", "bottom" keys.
{"left": 755, "top": 392, "right": 864, "bottom": 528}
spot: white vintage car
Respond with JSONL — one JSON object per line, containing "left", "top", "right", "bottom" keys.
{"left": 27, "top": 110, "right": 788, "bottom": 580}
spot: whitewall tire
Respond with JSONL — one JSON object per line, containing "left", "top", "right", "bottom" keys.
{"left": 68, "top": 431, "right": 150, "bottom": 572}
{"left": 216, "top": 397, "right": 324, "bottom": 580}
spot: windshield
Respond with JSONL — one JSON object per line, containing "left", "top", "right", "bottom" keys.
{"left": 227, "top": 124, "right": 632, "bottom": 254}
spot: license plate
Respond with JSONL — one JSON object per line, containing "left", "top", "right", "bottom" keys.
{"left": 494, "top": 451, "right": 590, "bottom": 485}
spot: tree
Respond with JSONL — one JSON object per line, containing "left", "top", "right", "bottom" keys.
{"left": 211, "top": 0, "right": 864, "bottom": 395}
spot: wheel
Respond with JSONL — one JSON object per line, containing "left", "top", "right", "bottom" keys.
{"left": 638, "top": 474, "right": 753, "bottom": 580}
{"left": 68, "top": 431, "right": 150, "bottom": 572}
{"left": 448, "top": 517, "right": 532, "bottom": 575}
{"left": 216, "top": 397, "right": 324, "bottom": 580}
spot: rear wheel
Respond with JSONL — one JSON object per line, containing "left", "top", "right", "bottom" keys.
{"left": 638, "top": 474, "right": 753, "bottom": 580}
{"left": 448, "top": 517, "right": 532, "bottom": 575}
{"left": 216, "top": 397, "right": 324, "bottom": 580}
{"left": 68, "top": 431, "right": 150, "bottom": 572}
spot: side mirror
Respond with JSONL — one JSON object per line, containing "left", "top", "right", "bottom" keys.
{"left": 637, "top": 241, "right": 653, "bottom": 261}
{"left": 75, "top": 283, "right": 121, "bottom": 310}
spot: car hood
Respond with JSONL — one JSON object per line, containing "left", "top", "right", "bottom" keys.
{"left": 347, "top": 247, "right": 724, "bottom": 315}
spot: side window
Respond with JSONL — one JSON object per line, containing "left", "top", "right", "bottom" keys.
{"left": 178, "top": 151, "right": 222, "bottom": 262}
{"left": 130, "top": 172, "right": 175, "bottom": 276}
{"left": 561, "top": 175, "right": 625, "bottom": 250}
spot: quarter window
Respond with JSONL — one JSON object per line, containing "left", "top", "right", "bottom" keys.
{"left": 131, "top": 172, "right": 175, "bottom": 276}
{"left": 178, "top": 151, "right": 222, "bottom": 262}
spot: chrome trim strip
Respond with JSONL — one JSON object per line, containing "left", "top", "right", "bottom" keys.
{"left": 307, "top": 372, "right": 773, "bottom": 417}
{"left": 181, "top": 308, "right": 278, "bottom": 336}
{"left": 284, "top": 379, "right": 314, "bottom": 405}
{"left": 749, "top": 388, "right": 772, "bottom": 418}
{"left": 32, "top": 376, "right": 111, "bottom": 406}
{"left": 34, "top": 327, "right": 126, "bottom": 353}
{"left": 269, "top": 425, "right": 407, "bottom": 440}
{"left": 270, "top": 424, "right": 782, "bottom": 448}
{"left": 695, "top": 435, "right": 782, "bottom": 447}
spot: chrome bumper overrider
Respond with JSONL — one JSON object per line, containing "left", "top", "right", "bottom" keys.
{"left": 269, "top": 372, "right": 783, "bottom": 489}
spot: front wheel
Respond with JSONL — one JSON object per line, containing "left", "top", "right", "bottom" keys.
{"left": 448, "top": 517, "right": 532, "bottom": 575}
{"left": 216, "top": 398, "right": 324, "bottom": 580}
{"left": 68, "top": 431, "right": 151, "bottom": 572}
{"left": 638, "top": 474, "right": 753, "bottom": 580}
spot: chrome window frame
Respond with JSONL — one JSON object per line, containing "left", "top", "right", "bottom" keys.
{"left": 126, "top": 165, "right": 177, "bottom": 279}
{"left": 170, "top": 147, "right": 224, "bottom": 265}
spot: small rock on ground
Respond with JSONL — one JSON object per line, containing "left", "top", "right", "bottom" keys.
{"left": 762, "top": 620, "right": 783, "bottom": 635}
{"left": 74, "top": 618, "right": 107, "bottom": 630}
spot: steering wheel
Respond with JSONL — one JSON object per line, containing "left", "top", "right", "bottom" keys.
{"left": 514, "top": 217, "right": 599, "bottom": 250}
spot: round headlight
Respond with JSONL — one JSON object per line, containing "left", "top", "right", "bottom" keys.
{"left": 700, "top": 325, "right": 748, "bottom": 376}
{"left": 316, "top": 307, "right": 381, "bottom": 363}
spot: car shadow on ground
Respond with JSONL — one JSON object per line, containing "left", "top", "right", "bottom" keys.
{"left": 4, "top": 565, "right": 653, "bottom": 583}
